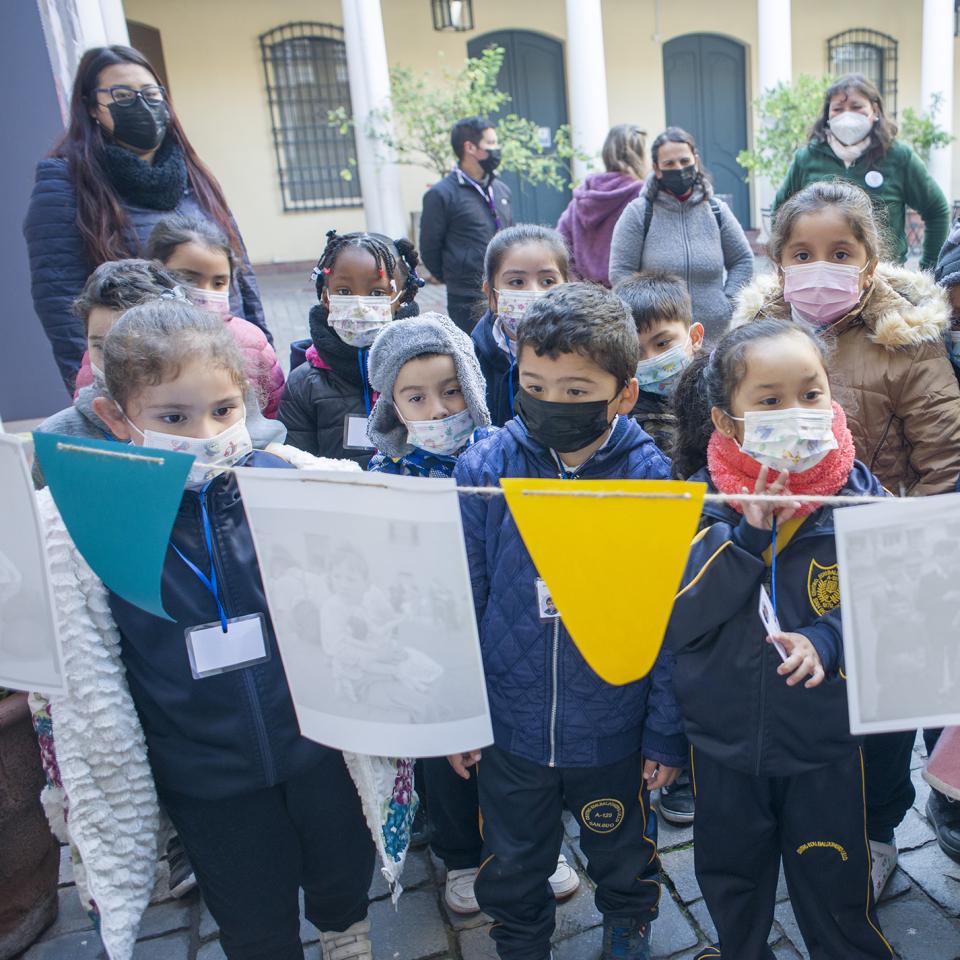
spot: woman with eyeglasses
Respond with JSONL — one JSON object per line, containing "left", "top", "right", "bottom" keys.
{"left": 23, "top": 45, "right": 270, "bottom": 393}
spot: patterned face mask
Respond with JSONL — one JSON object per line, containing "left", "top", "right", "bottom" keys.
{"left": 635, "top": 341, "right": 692, "bottom": 396}
{"left": 727, "top": 407, "right": 837, "bottom": 473}
{"left": 186, "top": 286, "right": 231, "bottom": 319}
{"left": 402, "top": 407, "right": 475, "bottom": 456}
{"left": 327, "top": 293, "right": 400, "bottom": 347}
{"left": 495, "top": 288, "right": 548, "bottom": 337}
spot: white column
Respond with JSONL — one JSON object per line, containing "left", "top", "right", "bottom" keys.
{"left": 341, "top": 0, "right": 408, "bottom": 239}
{"left": 921, "top": 0, "right": 954, "bottom": 200}
{"left": 756, "top": 0, "right": 792, "bottom": 232}
{"left": 564, "top": 0, "right": 610, "bottom": 181}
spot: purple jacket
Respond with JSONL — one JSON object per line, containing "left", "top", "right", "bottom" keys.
{"left": 556, "top": 171, "right": 645, "bottom": 287}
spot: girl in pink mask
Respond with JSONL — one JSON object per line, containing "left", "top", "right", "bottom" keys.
{"left": 733, "top": 178, "right": 960, "bottom": 900}
{"left": 147, "top": 215, "right": 285, "bottom": 418}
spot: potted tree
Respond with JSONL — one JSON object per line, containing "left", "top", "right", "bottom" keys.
{"left": 0, "top": 688, "right": 59, "bottom": 959}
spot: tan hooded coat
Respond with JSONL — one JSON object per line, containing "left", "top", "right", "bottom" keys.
{"left": 732, "top": 264, "right": 960, "bottom": 496}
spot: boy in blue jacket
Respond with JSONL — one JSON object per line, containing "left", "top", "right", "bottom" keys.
{"left": 452, "top": 284, "right": 686, "bottom": 960}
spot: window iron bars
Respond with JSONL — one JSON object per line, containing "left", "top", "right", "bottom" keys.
{"left": 827, "top": 29, "right": 898, "bottom": 117}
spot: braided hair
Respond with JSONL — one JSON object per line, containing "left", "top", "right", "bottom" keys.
{"left": 311, "top": 229, "right": 424, "bottom": 304}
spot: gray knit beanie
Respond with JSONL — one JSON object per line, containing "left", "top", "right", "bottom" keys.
{"left": 367, "top": 311, "right": 490, "bottom": 458}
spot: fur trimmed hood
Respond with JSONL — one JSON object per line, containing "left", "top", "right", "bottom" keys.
{"left": 732, "top": 263, "right": 950, "bottom": 350}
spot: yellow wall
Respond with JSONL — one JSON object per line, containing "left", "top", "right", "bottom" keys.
{"left": 123, "top": 0, "right": 958, "bottom": 265}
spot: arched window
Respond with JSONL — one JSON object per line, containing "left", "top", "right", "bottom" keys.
{"left": 259, "top": 22, "right": 361, "bottom": 211}
{"left": 827, "top": 29, "right": 898, "bottom": 116}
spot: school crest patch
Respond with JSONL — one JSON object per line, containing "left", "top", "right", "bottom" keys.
{"left": 808, "top": 559, "right": 840, "bottom": 616}
{"left": 580, "top": 798, "right": 625, "bottom": 834}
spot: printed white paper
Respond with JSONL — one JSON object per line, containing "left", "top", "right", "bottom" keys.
{"left": 835, "top": 493, "right": 960, "bottom": 734}
{"left": 236, "top": 468, "right": 493, "bottom": 757}
{"left": 0, "top": 435, "right": 66, "bottom": 695}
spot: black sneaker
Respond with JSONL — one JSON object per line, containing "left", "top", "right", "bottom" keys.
{"left": 927, "top": 790, "right": 960, "bottom": 863}
{"left": 601, "top": 918, "right": 651, "bottom": 960}
{"left": 410, "top": 802, "right": 431, "bottom": 850}
{"left": 658, "top": 771, "right": 695, "bottom": 825}
{"left": 166, "top": 835, "right": 198, "bottom": 898}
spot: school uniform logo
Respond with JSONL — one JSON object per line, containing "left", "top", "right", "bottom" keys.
{"left": 580, "top": 798, "right": 625, "bottom": 833}
{"left": 807, "top": 560, "right": 840, "bottom": 616}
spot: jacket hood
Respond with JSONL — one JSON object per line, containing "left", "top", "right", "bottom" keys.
{"left": 569, "top": 172, "right": 645, "bottom": 229}
{"left": 505, "top": 412, "right": 645, "bottom": 471}
{"left": 731, "top": 263, "right": 950, "bottom": 349}
{"left": 74, "top": 384, "right": 112, "bottom": 435}
{"left": 471, "top": 310, "right": 511, "bottom": 370}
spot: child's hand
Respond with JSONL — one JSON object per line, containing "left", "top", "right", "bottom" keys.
{"left": 448, "top": 750, "right": 482, "bottom": 780}
{"left": 769, "top": 632, "right": 825, "bottom": 688}
{"left": 642, "top": 758, "right": 681, "bottom": 791}
{"left": 740, "top": 466, "right": 800, "bottom": 531}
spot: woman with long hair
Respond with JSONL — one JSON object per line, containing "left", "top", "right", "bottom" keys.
{"left": 608, "top": 126, "right": 754, "bottom": 340}
{"left": 774, "top": 73, "right": 950, "bottom": 272}
{"left": 23, "top": 45, "right": 269, "bottom": 391}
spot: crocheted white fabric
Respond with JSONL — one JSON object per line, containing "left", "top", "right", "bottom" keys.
{"left": 36, "top": 489, "right": 159, "bottom": 960}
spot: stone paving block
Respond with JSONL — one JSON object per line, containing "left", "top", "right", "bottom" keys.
{"left": 895, "top": 807, "right": 937, "bottom": 852}
{"left": 911, "top": 765, "right": 932, "bottom": 817}
{"left": 877, "top": 893, "right": 960, "bottom": 960}
{"left": 553, "top": 882, "right": 602, "bottom": 940}
{"left": 773, "top": 942, "right": 803, "bottom": 959}
{"left": 199, "top": 901, "right": 218, "bottom": 940}
{"left": 459, "top": 923, "right": 498, "bottom": 960}
{"left": 898, "top": 843, "right": 960, "bottom": 916}
{"left": 652, "top": 892, "right": 699, "bottom": 957}
{"left": 371, "top": 848, "right": 433, "bottom": 900}
{"left": 370, "top": 889, "right": 449, "bottom": 959}
{"left": 655, "top": 813, "right": 694, "bottom": 853}
{"left": 197, "top": 941, "right": 227, "bottom": 960}
{"left": 24, "top": 931, "right": 105, "bottom": 959}
{"left": 59, "top": 844, "right": 75, "bottom": 887}
{"left": 776, "top": 865, "right": 789, "bottom": 902}
{"left": 688, "top": 898, "right": 717, "bottom": 943}
{"left": 879, "top": 866, "right": 913, "bottom": 903}
{"left": 773, "top": 901, "right": 809, "bottom": 959}
{"left": 563, "top": 809, "right": 580, "bottom": 840}
{"left": 136, "top": 897, "right": 193, "bottom": 939}
{"left": 131, "top": 932, "right": 190, "bottom": 959}
{"left": 38, "top": 887, "right": 95, "bottom": 940}
{"left": 553, "top": 928, "right": 600, "bottom": 960}
{"left": 660, "top": 846, "right": 700, "bottom": 904}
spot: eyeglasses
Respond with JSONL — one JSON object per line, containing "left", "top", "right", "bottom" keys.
{"left": 93, "top": 84, "right": 166, "bottom": 107}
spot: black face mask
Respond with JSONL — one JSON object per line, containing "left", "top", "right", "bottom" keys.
{"left": 517, "top": 389, "right": 617, "bottom": 454}
{"left": 108, "top": 98, "right": 170, "bottom": 152}
{"left": 479, "top": 148, "right": 501, "bottom": 176}
{"left": 659, "top": 165, "right": 698, "bottom": 197}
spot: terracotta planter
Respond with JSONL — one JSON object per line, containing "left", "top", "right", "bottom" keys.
{"left": 0, "top": 692, "right": 58, "bottom": 959}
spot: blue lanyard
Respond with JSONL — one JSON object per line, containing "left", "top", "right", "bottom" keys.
{"left": 171, "top": 483, "right": 229, "bottom": 633}
{"left": 358, "top": 348, "right": 371, "bottom": 416}
{"left": 508, "top": 356, "right": 516, "bottom": 417}
{"left": 770, "top": 517, "right": 779, "bottom": 623}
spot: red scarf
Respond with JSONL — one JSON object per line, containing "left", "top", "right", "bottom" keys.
{"left": 707, "top": 402, "right": 856, "bottom": 518}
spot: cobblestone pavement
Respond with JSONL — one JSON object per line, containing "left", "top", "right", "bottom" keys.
{"left": 22, "top": 738, "right": 960, "bottom": 960}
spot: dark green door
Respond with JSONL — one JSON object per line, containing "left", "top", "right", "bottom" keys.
{"left": 467, "top": 30, "right": 571, "bottom": 226}
{"left": 663, "top": 33, "right": 750, "bottom": 227}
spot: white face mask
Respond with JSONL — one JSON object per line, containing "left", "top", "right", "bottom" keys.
{"left": 90, "top": 361, "right": 106, "bottom": 384}
{"left": 126, "top": 415, "right": 252, "bottom": 487}
{"left": 496, "top": 288, "right": 548, "bottom": 337}
{"left": 635, "top": 340, "right": 692, "bottom": 396}
{"left": 829, "top": 111, "right": 874, "bottom": 147}
{"left": 327, "top": 293, "right": 400, "bottom": 347}
{"left": 186, "top": 286, "right": 231, "bottom": 319}
{"left": 728, "top": 407, "right": 837, "bottom": 473}
{"left": 402, "top": 407, "right": 476, "bottom": 457}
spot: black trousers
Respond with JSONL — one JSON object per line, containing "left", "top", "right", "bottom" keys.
{"left": 423, "top": 756, "right": 483, "bottom": 869}
{"left": 863, "top": 730, "right": 916, "bottom": 842}
{"left": 159, "top": 751, "right": 375, "bottom": 960}
{"left": 446, "top": 291, "right": 484, "bottom": 333}
{"left": 475, "top": 745, "right": 659, "bottom": 960}
{"left": 691, "top": 748, "right": 893, "bottom": 960}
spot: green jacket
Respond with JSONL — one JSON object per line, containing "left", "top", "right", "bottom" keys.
{"left": 773, "top": 139, "right": 950, "bottom": 271}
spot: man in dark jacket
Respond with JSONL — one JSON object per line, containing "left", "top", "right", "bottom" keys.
{"left": 420, "top": 117, "right": 513, "bottom": 332}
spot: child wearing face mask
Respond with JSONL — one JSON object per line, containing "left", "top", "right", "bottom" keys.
{"left": 73, "top": 300, "right": 377, "bottom": 960}
{"left": 453, "top": 284, "right": 684, "bottom": 960}
{"left": 670, "top": 320, "right": 892, "bottom": 960}
{"left": 734, "top": 180, "right": 960, "bottom": 898}
{"left": 279, "top": 230, "right": 424, "bottom": 465}
{"left": 471, "top": 224, "right": 571, "bottom": 427}
{"left": 614, "top": 271, "right": 704, "bottom": 456}
{"left": 146, "top": 215, "right": 285, "bottom": 418}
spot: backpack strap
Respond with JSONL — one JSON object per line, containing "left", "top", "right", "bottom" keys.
{"left": 709, "top": 196, "right": 723, "bottom": 232}
{"left": 641, "top": 196, "right": 654, "bottom": 244}
{"left": 644, "top": 195, "right": 724, "bottom": 242}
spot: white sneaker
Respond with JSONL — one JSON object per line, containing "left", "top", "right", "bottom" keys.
{"left": 549, "top": 854, "right": 580, "bottom": 901}
{"left": 319, "top": 919, "right": 373, "bottom": 960}
{"left": 445, "top": 867, "right": 480, "bottom": 914}
{"left": 869, "top": 839, "right": 898, "bottom": 900}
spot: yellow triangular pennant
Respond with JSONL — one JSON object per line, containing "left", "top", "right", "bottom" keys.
{"left": 501, "top": 478, "right": 706, "bottom": 685}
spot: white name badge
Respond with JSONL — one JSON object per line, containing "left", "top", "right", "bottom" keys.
{"left": 758, "top": 585, "right": 788, "bottom": 662}
{"left": 343, "top": 414, "right": 375, "bottom": 451}
{"left": 185, "top": 612, "right": 270, "bottom": 679}
{"left": 536, "top": 577, "right": 560, "bottom": 622}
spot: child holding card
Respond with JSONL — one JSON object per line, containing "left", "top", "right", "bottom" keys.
{"left": 668, "top": 319, "right": 892, "bottom": 960}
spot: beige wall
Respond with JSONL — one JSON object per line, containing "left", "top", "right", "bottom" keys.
{"left": 123, "top": 0, "right": 958, "bottom": 265}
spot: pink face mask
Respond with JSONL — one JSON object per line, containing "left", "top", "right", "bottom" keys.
{"left": 782, "top": 261, "right": 867, "bottom": 326}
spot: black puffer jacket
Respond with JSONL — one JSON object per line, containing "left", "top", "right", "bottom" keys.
{"left": 279, "top": 302, "right": 420, "bottom": 465}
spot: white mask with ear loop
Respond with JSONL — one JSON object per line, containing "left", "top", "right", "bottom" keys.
{"left": 725, "top": 407, "right": 837, "bottom": 473}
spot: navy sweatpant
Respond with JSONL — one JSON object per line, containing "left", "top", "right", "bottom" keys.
{"left": 691, "top": 747, "right": 893, "bottom": 960}
{"left": 475, "top": 745, "right": 659, "bottom": 960}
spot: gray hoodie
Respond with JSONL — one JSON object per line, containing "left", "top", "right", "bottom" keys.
{"left": 608, "top": 184, "right": 754, "bottom": 340}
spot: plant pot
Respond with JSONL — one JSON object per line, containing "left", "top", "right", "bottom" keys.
{"left": 0, "top": 692, "right": 59, "bottom": 959}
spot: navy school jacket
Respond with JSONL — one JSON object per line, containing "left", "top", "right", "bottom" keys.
{"left": 108, "top": 451, "right": 327, "bottom": 800}
{"left": 666, "top": 460, "right": 885, "bottom": 778}
{"left": 471, "top": 310, "right": 518, "bottom": 428}
{"left": 454, "top": 414, "right": 687, "bottom": 769}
